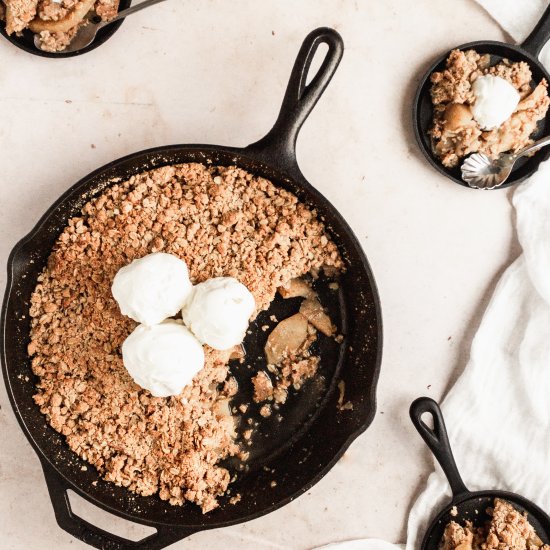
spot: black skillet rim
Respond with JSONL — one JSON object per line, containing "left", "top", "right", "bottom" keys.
{"left": 412, "top": 39, "right": 550, "bottom": 189}
{"left": 1, "top": 142, "right": 383, "bottom": 534}
{"left": 0, "top": 0, "right": 131, "bottom": 58}
{"left": 421, "top": 488, "right": 550, "bottom": 549}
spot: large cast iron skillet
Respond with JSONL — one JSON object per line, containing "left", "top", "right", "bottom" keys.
{"left": 1, "top": 28, "right": 382, "bottom": 549}
{"left": 413, "top": 5, "right": 550, "bottom": 189}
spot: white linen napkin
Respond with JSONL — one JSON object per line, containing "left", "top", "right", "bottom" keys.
{"left": 316, "top": 2, "right": 550, "bottom": 548}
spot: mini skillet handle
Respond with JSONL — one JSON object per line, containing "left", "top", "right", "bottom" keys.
{"left": 522, "top": 4, "right": 550, "bottom": 58}
{"left": 40, "top": 460, "right": 195, "bottom": 549}
{"left": 243, "top": 27, "right": 344, "bottom": 174}
{"left": 410, "top": 397, "right": 470, "bottom": 498}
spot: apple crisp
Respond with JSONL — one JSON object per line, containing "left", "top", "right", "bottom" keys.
{"left": 28, "top": 163, "right": 343, "bottom": 512}
{"left": 441, "top": 499, "right": 550, "bottom": 550}
{"left": 253, "top": 277, "right": 338, "bottom": 406}
{"left": 1, "top": 0, "right": 120, "bottom": 51}
{"left": 430, "top": 49, "right": 550, "bottom": 168}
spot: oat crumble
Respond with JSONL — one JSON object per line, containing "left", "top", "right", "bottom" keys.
{"left": 430, "top": 49, "right": 550, "bottom": 168}
{"left": 1, "top": 0, "right": 120, "bottom": 51}
{"left": 441, "top": 499, "right": 550, "bottom": 550}
{"left": 28, "top": 163, "right": 343, "bottom": 512}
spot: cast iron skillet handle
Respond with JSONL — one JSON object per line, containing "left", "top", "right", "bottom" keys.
{"left": 522, "top": 4, "right": 550, "bottom": 58}
{"left": 243, "top": 27, "right": 344, "bottom": 174}
{"left": 40, "top": 460, "right": 195, "bottom": 550}
{"left": 410, "top": 397, "right": 470, "bottom": 498}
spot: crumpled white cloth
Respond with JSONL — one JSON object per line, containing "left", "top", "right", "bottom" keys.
{"left": 317, "top": 2, "right": 550, "bottom": 548}
{"left": 476, "top": 0, "right": 549, "bottom": 44}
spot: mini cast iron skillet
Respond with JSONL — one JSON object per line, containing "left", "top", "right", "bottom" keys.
{"left": 410, "top": 397, "right": 550, "bottom": 549}
{"left": 1, "top": 28, "right": 382, "bottom": 549}
{"left": 413, "top": 5, "right": 550, "bottom": 189}
{"left": 0, "top": 0, "right": 131, "bottom": 58}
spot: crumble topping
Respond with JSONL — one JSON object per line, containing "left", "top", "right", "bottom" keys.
{"left": 2, "top": 0, "right": 38, "bottom": 34}
{"left": 1, "top": 0, "right": 120, "bottom": 51}
{"left": 28, "top": 163, "right": 343, "bottom": 512}
{"left": 430, "top": 49, "right": 550, "bottom": 168}
{"left": 441, "top": 499, "right": 550, "bottom": 550}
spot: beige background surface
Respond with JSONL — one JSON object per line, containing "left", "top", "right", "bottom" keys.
{"left": 0, "top": 0, "right": 517, "bottom": 548}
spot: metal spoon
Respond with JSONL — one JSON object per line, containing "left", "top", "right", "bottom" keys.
{"left": 461, "top": 135, "right": 550, "bottom": 190}
{"left": 33, "top": 0, "right": 169, "bottom": 53}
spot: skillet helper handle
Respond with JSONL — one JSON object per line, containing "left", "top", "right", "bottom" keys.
{"left": 522, "top": 4, "right": 550, "bottom": 58}
{"left": 410, "top": 397, "right": 469, "bottom": 498}
{"left": 40, "top": 460, "right": 194, "bottom": 550}
{"left": 244, "top": 27, "right": 344, "bottom": 173}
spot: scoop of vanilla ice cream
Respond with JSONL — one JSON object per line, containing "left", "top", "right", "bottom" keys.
{"left": 122, "top": 320, "right": 204, "bottom": 397}
{"left": 112, "top": 252, "right": 192, "bottom": 326}
{"left": 471, "top": 75, "right": 520, "bottom": 130}
{"left": 181, "top": 277, "right": 255, "bottom": 350}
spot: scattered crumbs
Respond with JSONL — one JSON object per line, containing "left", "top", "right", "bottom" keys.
{"left": 269, "top": 315, "right": 278, "bottom": 323}
{"left": 65, "top": 99, "right": 72, "bottom": 104}
{"left": 81, "top": 466, "right": 88, "bottom": 471}
{"left": 447, "top": 336, "right": 452, "bottom": 341}
{"left": 335, "top": 334, "right": 344, "bottom": 344}
{"left": 92, "top": 481, "right": 98, "bottom": 487}
{"left": 380, "top": 411, "right": 384, "bottom": 414}
{"left": 261, "top": 325, "right": 269, "bottom": 332}
{"left": 243, "top": 429, "right": 252, "bottom": 441}
{"left": 91, "top": 144, "right": 96, "bottom": 149}
{"left": 229, "top": 494, "right": 241, "bottom": 505}
{"left": 24, "top": 376, "right": 29, "bottom": 382}
{"left": 341, "top": 401, "right": 353, "bottom": 411}
{"left": 329, "top": 282, "right": 339, "bottom": 291}
{"left": 450, "top": 505, "right": 458, "bottom": 517}
{"left": 252, "top": 371, "right": 273, "bottom": 402}
{"left": 271, "top": 30, "right": 275, "bottom": 36}
{"left": 260, "top": 404, "right": 272, "bottom": 418}
{"left": 270, "top": 480, "right": 277, "bottom": 488}
{"left": 239, "top": 451, "right": 250, "bottom": 462}
{"left": 337, "top": 380, "right": 345, "bottom": 408}
{"left": 247, "top": 417, "right": 254, "bottom": 426}
{"left": 238, "top": 404, "right": 248, "bottom": 414}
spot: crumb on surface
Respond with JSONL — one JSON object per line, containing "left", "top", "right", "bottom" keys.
{"left": 259, "top": 405, "right": 272, "bottom": 418}
{"left": 229, "top": 493, "right": 241, "bottom": 505}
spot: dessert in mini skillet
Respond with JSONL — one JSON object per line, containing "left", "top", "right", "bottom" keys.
{"left": 28, "top": 163, "right": 344, "bottom": 512}
{"left": 441, "top": 498, "right": 550, "bottom": 550}
{"left": 430, "top": 49, "right": 550, "bottom": 168}
{"left": 0, "top": 0, "right": 119, "bottom": 51}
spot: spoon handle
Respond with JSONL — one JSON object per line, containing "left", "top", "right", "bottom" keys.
{"left": 516, "top": 134, "right": 550, "bottom": 159}
{"left": 102, "top": 0, "right": 170, "bottom": 26}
